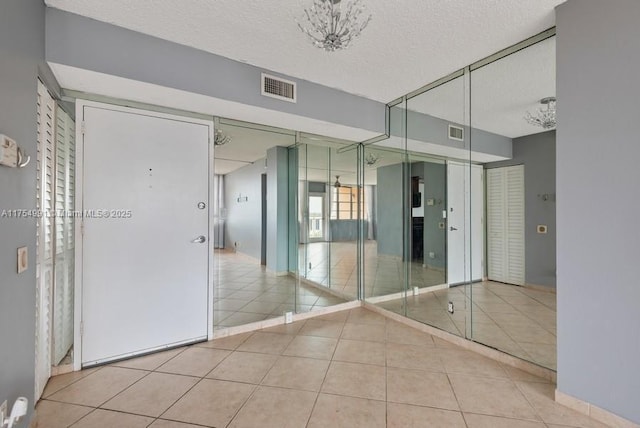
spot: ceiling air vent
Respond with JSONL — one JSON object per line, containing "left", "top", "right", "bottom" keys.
{"left": 448, "top": 124, "right": 464, "bottom": 142}
{"left": 261, "top": 73, "right": 297, "bottom": 103}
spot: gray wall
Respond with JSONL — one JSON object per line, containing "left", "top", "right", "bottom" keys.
{"left": 486, "top": 131, "right": 556, "bottom": 287}
{"left": 330, "top": 220, "right": 360, "bottom": 241}
{"left": 557, "top": 0, "right": 640, "bottom": 423}
{"left": 0, "top": 0, "right": 48, "bottom": 421}
{"left": 376, "top": 163, "right": 404, "bottom": 257}
{"left": 45, "top": 8, "right": 386, "bottom": 135}
{"left": 423, "top": 162, "right": 447, "bottom": 269}
{"left": 224, "top": 161, "right": 265, "bottom": 261}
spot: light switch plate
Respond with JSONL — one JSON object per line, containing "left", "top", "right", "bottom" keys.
{"left": 17, "top": 246, "right": 28, "bottom": 273}
{"left": 0, "top": 134, "right": 18, "bottom": 168}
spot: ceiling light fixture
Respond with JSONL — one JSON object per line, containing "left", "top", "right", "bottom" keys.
{"left": 297, "top": 0, "right": 372, "bottom": 52}
{"left": 334, "top": 175, "right": 342, "bottom": 188}
{"left": 214, "top": 129, "right": 232, "bottom": 146}
{"left": 524, "top": 97, "right": 557, "bottom": 130}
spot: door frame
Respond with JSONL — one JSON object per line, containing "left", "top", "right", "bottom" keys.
{"left": 73, "top": 100, "right": 215, "bottom": 371}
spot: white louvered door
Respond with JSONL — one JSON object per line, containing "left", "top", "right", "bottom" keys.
{"left": 53, "top": 109, "right": 75, "bottom": 365}
{"left": 35, "top": 79, "right": 56, "bottom": 400}
{"left": 486, "top": 165, "right": 525, "bottom": 285}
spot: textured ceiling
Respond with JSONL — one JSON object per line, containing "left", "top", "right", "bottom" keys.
{"left": 45, "top": 0, "right": 563, "bottom": 103}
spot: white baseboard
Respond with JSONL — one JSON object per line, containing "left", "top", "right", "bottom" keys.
{"left": 555, "top": 390, "right": 640, "bottom": 428}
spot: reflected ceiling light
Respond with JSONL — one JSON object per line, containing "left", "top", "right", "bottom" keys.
{"left": 334, "top": 175, "right": 342, "bottom": 188}
{"left": 365, "top": 153, "right": 380, "bottom": 166}
{"left": 524, "top": 97, "right": 557, "bottom": 130}
{"left": 297, "top": 0, "right": 372, "bottom": 52}
{"left": 214, "top": 129, "right": 232, "bottom": 146}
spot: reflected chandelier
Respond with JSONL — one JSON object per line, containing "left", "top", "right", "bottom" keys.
{"left": 214, "top": 129, "right": 232, "bottom": 146}
{"left": 297, "top": 0, "right": 372, "bottom": 52}
{"left": 524, "top": 97, "right": 557, "bottom": 130}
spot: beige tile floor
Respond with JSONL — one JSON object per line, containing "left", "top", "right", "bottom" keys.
{"left": 213, "top": 250, "right": 347, "bottom": 329}
{"left": 34, "top": 308, "right": 601, "bottom": 428}
{"left": 377, "top": 281, "right": 557, "bottom": 370}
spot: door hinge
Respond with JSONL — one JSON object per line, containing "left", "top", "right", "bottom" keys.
{"left": 80, "top": 221, "right": 85, "bottom": 236}
{"left": 81, "top": 121, "right": 86, "bottom": 135}
{"left": 80, "top": 322, "right": 84, "bottom": 336}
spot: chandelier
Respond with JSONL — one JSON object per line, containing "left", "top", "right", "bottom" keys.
{"left": 365, "top": 153, "right": 380, "bottom": 166}
{"left": 297, "top": 0, "right": 372, "bottom": 52}
{"left": 524, "top": 97, "right": 557, "bottom": 130}
{"left": 214, "top": 129, "right": 232, "bottom": 146}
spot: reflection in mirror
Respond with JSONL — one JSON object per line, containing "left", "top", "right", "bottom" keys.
{"left": 212, "top": 121, "right": 348, "bottom": 330}
{"left": 369, "top": 76, "right": 477, "bottom": 339}
{"left": 471, "top": 35, "right": 556, "bottom": 369}
{"left": 296, "top": 137, "right": 362, "bottom": 303}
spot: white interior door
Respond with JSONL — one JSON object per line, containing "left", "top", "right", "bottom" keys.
{"left": 487, "top": 165, "right": 525, "bottom": 285}
{"left": 447, "top": 162, "right": 484, "bottom": 285}
{"left": 80, "top": 104, "right": 211, "bottom": 366}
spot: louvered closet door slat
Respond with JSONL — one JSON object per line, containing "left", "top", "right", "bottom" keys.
{"left": 505, "top": 166, "right": 525, "bottom": 285}
{"left": 487, "top": 169, "right": 506, "bottom": 282}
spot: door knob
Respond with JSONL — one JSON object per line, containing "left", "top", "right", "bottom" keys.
{"left": 191, "top": 235, "right": 206, "bottom": 243}
{"left": 449, "top": 226, "right": 458, "bottom": 231}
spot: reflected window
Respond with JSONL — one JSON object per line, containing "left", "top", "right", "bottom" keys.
{"left": 330, "top": 187, "right": 364, "bottom": 220}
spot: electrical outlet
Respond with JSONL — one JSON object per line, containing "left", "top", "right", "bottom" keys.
{"left": 0, "top": 400, "right": 7, "bottom": 425}
{"left": 448, "top": 301, "right": 454, "bottom": 314}
{"left": 284, "top": 311, "right": 293, "bottom": 324}
{"left": 413, "top": 286, "right": 419, "bottom": 296}
{"left": 429, "top": 252, "right": 435, "bottom": 259}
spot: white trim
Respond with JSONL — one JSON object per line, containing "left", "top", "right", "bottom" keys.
{"left": 207, "top": 116, "right": 215, "bottom": 341}
{"left": 555, "top": 390, "right": 640, "bottom": 428}
{"left": 73, "top": 99, "right": 215, "bottom": 370}
{"left": 73, "top": 102, "right": 83, "bottom": 371}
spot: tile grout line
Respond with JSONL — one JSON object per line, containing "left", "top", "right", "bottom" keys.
{"left": 303, "top": 310, "right": 349, "bottom": 427}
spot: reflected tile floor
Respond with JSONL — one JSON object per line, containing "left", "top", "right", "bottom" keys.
{"left": 214, "top": 250, "right": 347, "bottom": 329}
{"left": 35, "top": 308, "right": 602, "bottom": 428}
{"left": 377, "top": 281, "right": 557, "bottom": 370}
{"left": 301, "top": 241, "right": 446, "bottom": 299}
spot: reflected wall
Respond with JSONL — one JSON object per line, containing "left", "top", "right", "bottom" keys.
{"left": 212, "top": 123, "right": 351, "bottom": 330}
{"left": 210, "top": 32, "right": 557, "bottom": 371}
{"left": 365, "top": 34, "right": 557, "bottom": 371}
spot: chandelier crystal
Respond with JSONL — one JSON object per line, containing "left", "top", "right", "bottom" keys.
{"left": 214, "top": 129, "right": 232, "bottom": 146}
{"left": 524, "top": 97, "right": 557, "bottom": 130}
{"left": 297, "top": 0, "right": 372, "bottom": 52}
{"left": 365, "top": 153, "right": 380, "bottom": 166}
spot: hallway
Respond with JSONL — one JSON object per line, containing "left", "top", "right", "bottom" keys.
{"left": 35, "top": 308, "right": 598, "bottom": 428}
